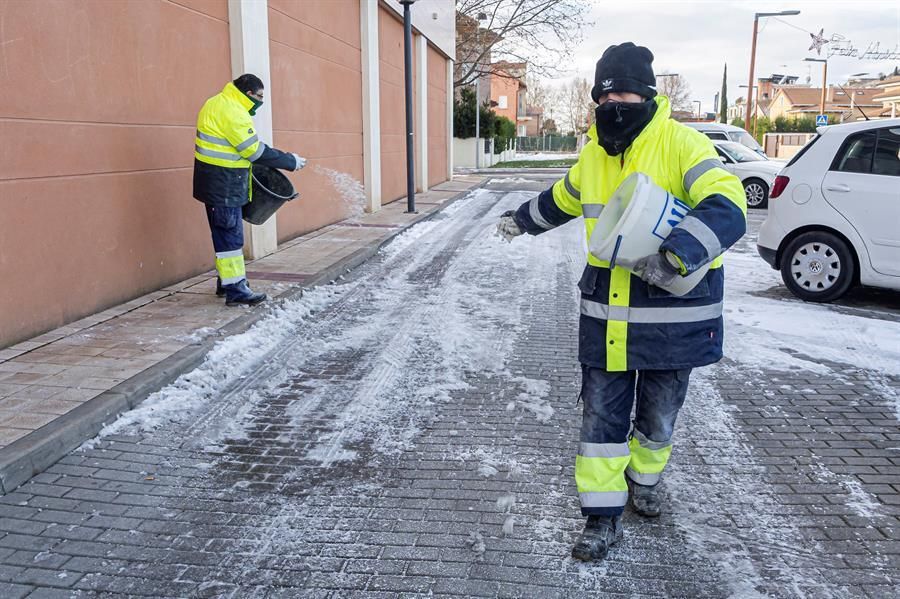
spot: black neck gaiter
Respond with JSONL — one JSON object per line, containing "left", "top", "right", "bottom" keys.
{"left": 594, "top": 99, "right": 657, "bottom": 156}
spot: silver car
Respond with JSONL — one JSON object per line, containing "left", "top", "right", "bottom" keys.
{"left": 686, "top": 122, "right": 767, "bottom": 157}
{"left": 713, "top": 141, "right": 785, "bottom": 209}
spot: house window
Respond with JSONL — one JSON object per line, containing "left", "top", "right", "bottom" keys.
{"left": 498, "top": 95, "right": 508, "bottom": 109}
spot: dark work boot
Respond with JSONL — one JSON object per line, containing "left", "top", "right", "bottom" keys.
{"left": 223, "top": 279, "right": 267, "bottom": 306}
{"left": 571, "top": 515, "right": 622, "bottom": 562}
{"left": 628, "top": 479, "right": 661, "bottom": 518}
{"left": 215, "top": 277, "right": 225, "bottom": 297}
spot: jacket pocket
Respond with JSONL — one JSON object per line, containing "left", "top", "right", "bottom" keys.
{"left": 577, "top": 265, "right": 600, "bottom": 296}
{"left": 209, "top": 206, "right": 239, "bottom": 229}
{"left": 230, "top": 169, "right": 250, "bottom": 206}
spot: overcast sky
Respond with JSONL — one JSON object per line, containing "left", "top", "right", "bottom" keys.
{"left": 547, "top": 0, "right": 900, "bottom": 113}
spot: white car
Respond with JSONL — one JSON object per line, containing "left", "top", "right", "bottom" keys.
{"left": 686, "top": 122, "right": 767, "bottom": 157}
{"left": 757, "top": 118, "right": 900, "bottom": 302}
{"left": 713, "top": 141, "right": 786, "bottom": 209}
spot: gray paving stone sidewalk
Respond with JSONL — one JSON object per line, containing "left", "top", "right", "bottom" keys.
{"left": 0, "top": 179, "right": 897, "bottom": 598}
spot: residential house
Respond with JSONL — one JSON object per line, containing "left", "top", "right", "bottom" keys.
{"left": 454, "top": 11, "right": 501, "bottom": 104}
{"left": 727, "top": 97, "right": 746, "bottom": 124}
{"left": 489, "top": 61, "right": 528, "bottom": 135}
{"left": 872, "top": 75, "right": 900, "bottom": 118}
{"left": 746, "top": 75, "right": 801, "bottom": 121}
{"left": 757, "top": 74, "right": 800, "bottom": 103}
{"left": 523, "top": 106, "right": 544, "bottom": 136}
{"left": 767, "top": 86, "right": 882, "bottom": 122}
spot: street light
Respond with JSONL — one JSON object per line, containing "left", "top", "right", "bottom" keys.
{"left": 473, "top": 12, "right": 487, "bottom": 170}
{"left": 746, "top": 10, "right": 801, "bottom": 127}
{"left": 399, "top": 0, "right": 417, "bottom": 213}
{"left": 804, "top": 57, "right": 828, "bottom": 117}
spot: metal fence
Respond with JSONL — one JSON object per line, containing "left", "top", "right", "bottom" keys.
{"left": 515, "top": 135, "right": 578, "bottom": 153}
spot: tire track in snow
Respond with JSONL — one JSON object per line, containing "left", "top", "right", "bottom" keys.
{"left": 667, "top": 373, "right": 854, "bottom": 598}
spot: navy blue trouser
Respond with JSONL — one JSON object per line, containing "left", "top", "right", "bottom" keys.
{"left": 205, "top": 205, "right": 246, "bottom": 285}
{"left": 577, "top": 366, "right": 691, "bottom": 517}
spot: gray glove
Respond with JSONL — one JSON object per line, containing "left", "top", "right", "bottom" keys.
{"left": 292, "top": 154, "right": 307, "bottom": 171}
{"left": 496, "top": 210, "right": 523, "bottom": 242}
{"left": 633, "top": 252, "right": 682, "bottom": 288}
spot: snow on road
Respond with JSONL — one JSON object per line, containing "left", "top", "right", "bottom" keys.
{"left": 74, "top": 184, "right": 898, "bottom": 596}
{"left": 723, "top": 215, "right": 900, "bottom": 418}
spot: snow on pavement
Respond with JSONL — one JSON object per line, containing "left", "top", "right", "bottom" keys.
{"left": 722, "top": 223, "right": 900, "bottom": 419}
{"left": 63, "top": 185, "right": 897, "bottom": 597}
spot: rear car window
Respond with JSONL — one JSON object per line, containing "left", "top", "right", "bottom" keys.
{"left": 704, "top": 132, "right": 729, "bottom": 140}
{"left": 832, "top": 131, "right": 877, "bottom": 173}
{"left": 728, "top": 130, "right": 763, "bottom": 150}
{"left": 873, "top": 128, "right": 900, "bottom": 176}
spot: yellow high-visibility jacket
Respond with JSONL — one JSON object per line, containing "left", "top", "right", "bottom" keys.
{"left": 513, "top": 96, "right": 747, "bottom": 371}
{"left": 192, "top": 82, "right": 296, "bottom": 207}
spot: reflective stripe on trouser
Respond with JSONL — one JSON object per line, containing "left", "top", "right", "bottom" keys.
{"left": 575, "top": 442, "right": 630, "bottom": 512}
{"left": 215, "top": 249, "right": 245, "bottom": 285}
{"left": 625, "top": 428, "right": 673, "bottom": 486}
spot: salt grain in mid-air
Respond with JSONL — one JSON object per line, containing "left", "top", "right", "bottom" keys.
{"left": 314, "top": 165, "right": 366, "bottom": 220}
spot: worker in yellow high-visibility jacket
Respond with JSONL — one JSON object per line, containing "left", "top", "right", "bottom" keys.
{"left": 497, "top": 43, "right": 746, "bottom": 562}
{"left": 193, "top": 74, "right": 305, "bottom": 306}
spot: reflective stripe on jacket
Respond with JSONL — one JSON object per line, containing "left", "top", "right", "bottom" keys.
{"left": 193, "top": 82, "right": 264, "bottom": 207}
{"left": 513, "top": 96, "right": 747, "bottom": 371}
{"left": 195, "top": 82, "right": 263, "bottom": 168}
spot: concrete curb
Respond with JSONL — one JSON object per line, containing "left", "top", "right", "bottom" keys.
{"left": 0, "top": 181, "right": 486, "bottom": 494}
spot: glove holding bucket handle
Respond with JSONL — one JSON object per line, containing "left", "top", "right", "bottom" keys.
{"left": 633, "top": 251, "right": 684, "bottom": 288}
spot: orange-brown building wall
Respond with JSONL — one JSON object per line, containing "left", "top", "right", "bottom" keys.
{"left": 0, "top": 0, "right": 451, "bottom": 349}
{"left": 379, "top": 8, "right": 419, "bottom": 204}
{"left": 427, "top": 45, "right": 448, "bottom": 188}
{"left": 0, "top": 0, "right": 231, "bottom": 347}
{"left": 268, "top": 0, "right": 365, "bottom": 242}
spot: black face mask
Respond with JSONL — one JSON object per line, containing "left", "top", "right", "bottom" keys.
{"left": 594, "top": 99, "right": 657, "bottom": 156}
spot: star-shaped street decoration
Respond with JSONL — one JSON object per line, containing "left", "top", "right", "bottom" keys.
{"left": 809, "top": 28, "right": 829, "bottom": 55}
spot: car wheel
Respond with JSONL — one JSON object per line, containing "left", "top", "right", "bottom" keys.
{"left": 743, "top": 178, "right": 768, "bottom": 209}
{"left": 780, "top": 231, "right": 855, "bottom": 303}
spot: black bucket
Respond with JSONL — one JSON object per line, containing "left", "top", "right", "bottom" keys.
{"left": 242, "top": 164, "right": 299, "bottom": 225}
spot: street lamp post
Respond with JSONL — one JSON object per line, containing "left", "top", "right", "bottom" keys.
{"left": 399, "top": 0, "right": 417, "bottom": 213}
{"left": 746, "top": 10, "right": 801, "bottom": 128}
{"left": 804, "top": 57, "right": 828, "bottom": 117}
{"left": 740, "top": 83, "right": 758, "bottom": 137}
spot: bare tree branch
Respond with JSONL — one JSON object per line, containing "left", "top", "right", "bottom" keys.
{"left": 657, "top": 72, "right": 692, "bottom": 111}
{"left": 454, "top": 0, "right": 591, "bottom": 88}
{"left": 555, "top": 77, "right": 593, "bottom": 134}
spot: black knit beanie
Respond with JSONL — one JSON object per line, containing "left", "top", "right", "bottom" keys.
{"left": 591, "top": 42, "right": 657, "bottom": 103}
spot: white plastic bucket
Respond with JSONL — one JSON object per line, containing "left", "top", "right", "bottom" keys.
{"left": 588, "top": 172, "right": 710, "bottom": 296}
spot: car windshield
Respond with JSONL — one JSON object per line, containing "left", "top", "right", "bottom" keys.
{"left": 728, "top": 130, "right": 763, "bottom": 151}
{"left": 718, "top": 142, "right": 766, "bottom": 163}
